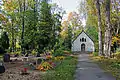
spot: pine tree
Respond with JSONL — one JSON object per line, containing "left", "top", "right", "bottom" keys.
{"left": 0, "top": 32, "right": 9, "bottom": 51}
{"left": 37, "top": 0, "right": 53, "bottom": 52}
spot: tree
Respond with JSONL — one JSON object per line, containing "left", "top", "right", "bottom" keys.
{"left": 2, "top": 0, "right": 20, "bottom": 52}
{"left": 51, "top": 3, "right": 65, "bottom": 49}
{"left": 67, "top": 12, "right": 83, "bottom": 38}
{"left": 95, "top": 0, "right": 103, "bottom": 55}
{"left": 60, "top": 11, "right": 83, "bottom": 50}
{"left": 0, "top": 32, "right": 9, "bottom": 51}
{"left": 36, "top": 0, "right": 54, "bottom": 52}
{"left": 0, "top": 0, "right": 65, "bottom": 54}
{"left": 21, "top": 0, "right": 25, "bottom": 52}
{"left": 86, "top": 26, "right": 98, "bottom": 51}
{"left": 104, "top": 0, "right": 111, "bottom": 57}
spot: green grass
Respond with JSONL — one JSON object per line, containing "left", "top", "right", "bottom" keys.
{"left": 41, "top": 56, "right": 78, "bottom": 80}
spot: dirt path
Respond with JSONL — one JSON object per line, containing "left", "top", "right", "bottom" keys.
{"left": 74, "top": 53, "right": 116, "bottom": 80}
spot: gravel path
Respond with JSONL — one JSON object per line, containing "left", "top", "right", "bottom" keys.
{"left": 74, "top": 53, "right": 116, "bottom": 80}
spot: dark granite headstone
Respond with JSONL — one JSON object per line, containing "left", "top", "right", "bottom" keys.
{"left": 0, "top": 62, "right": 5, "bottom": 73}
{"left": 14, "top": 54, "right": 19, "bottom": 57}
{"left": 36, "top": 53, "right": 40, "bottom": 57}
{"left": 29, "top": 63, "right": 36, "bottom": 70}
{"left": 3, "top": 54, "right": 10, "bottom": 62}
{"left": 37, "top": 59, "right": 42, "bottom": 64}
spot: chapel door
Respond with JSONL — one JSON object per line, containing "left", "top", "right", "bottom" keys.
{"left": 81, "top": 43, "right": 85, "bottom": 51}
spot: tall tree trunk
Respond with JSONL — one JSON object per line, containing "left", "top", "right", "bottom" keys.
{"left": 104, "top": 0, "right": 111, "bottom": 57}
{"left": 95, "top": 0, "right": 103, "bottom": 55}
{"left": 21, "top": 0, "right": 25, "bottom": 52}
{"left": 11, "top": 21, "right": 14, "bottom": 52}
{"left": 113, "top": 0, "right": 120, "bottom": 35}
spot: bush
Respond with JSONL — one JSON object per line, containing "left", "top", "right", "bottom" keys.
{"left": 64, "top": 50, "right": 71, "bottom": 54}
{"left": 54, "top": 50, "right": 64, "bottom": 57}
{"left": 93, "top": 52, "right": 98, "bottom": 56}
{"left": 53, "top": 48, "right": 64, "bottom": 57}
{"left": 111, "top": 62, "right": 120, "bottom": 69}
{"left": 54, "top": 56, "right": 65, "bottom": 61}
{"left": 113, "top": 52, "right": 120, "bottom": 59}
{"left": 15, "top": 51, "right": 21, "bottom": 55}
{"left": 37, "top": 61, "right": 53, "bottom": 71}
{"left": 32, "top": 49, "right": 37, "bottom": 56}
{"left": 116, "top": 48, "right": 120, "bottom": 52}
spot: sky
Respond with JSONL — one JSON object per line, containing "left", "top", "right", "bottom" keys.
{"left": 52, "top": 0, "right": 80, "bottom": 13}
{"left": 52, "top": 0, "right": 86, "bottom": 26}
{"left": 52, "top": 0, "right": 80, "bottom": 19}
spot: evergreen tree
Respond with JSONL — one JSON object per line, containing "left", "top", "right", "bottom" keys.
{"left": 0, "top": 32, "right": 9, "bottom": 51}
{"left": 37, "top": 0, "right": 53, "bottom": 52}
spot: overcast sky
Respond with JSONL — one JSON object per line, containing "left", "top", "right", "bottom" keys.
{"left": 52, "top": 0, "right": 80, "bottom": 13}
{"left": 52, "top": 0, "right": 86, "bottom": 26}
{"left": 52, "top": 0, "right": 81, "bottom": 20}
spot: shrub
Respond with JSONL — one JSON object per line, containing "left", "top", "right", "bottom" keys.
{"left": 116, "top": 48, "right": 120, "bottom": 52}
{"left": 53, "top": 49, "right": 64, "bottom": 57}
{"left": 54, "top": 56, "right": 65, "bottom": 61}
{"left": 15, "top": 51, "right": 21, "bottom": 55}
{"left": 46, "top": 55, "right": 53, "bottom": 60}
{"left": 93, "top": 52, "right": 98, "bottom": 56}
{"left": 37, "top": 61, "right": 53, "bottom": 71}
{"left": 113, "top": 52, "right": 120, "bottom": 59}
{"left": 31, "top": 49, "right": 37, "bottom": 56}
{"left": 63, "top": 50, "right": 71, "bottom": 54}
{"left": 111, "top": 62, "right": 120, "bottom": 69}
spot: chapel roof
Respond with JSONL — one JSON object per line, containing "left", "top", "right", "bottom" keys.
{"left": 72, "top": 30, "right": 94, "bottom": 43}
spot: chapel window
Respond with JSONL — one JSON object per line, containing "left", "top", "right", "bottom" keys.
{"left": 85, "top": 39, "right": 86, "bottom": 42}
{"left": 82, "top": 38, "right": 84, "bottom": 42}
{"left": 80, "top": 39, "right": 81, "bottom": 42}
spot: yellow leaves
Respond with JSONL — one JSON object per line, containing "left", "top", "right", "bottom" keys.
{"left": 61, "top": 21, "right": 68, "bottom": 27}
{"left": 46, "top": 55, "right": 53, "bottom": 60}
{"left": 37, "top": 61, "right": 53, "bottom": 71}
{"left": 60, "top": 30, "right": 68, "bottom": 39}
{"left": 112, "top": 36, "right": 120, "bottom": 45}
{"left": 60, "top": 20, "right": 69, "bottom": 39}
{"left": 3, "top": 0, "right": 18, "bottom": 11}
{"left": 54, "top": 56, "right": 65, "bottom": 61}
{"left": 0, "top": 14, "right": 6, "bottom": 21}
{"left": 88, "top": 9, "right": 97, "bottom": 15}
{"left": 67, "top": 12, "right": 73, "bottom": 21}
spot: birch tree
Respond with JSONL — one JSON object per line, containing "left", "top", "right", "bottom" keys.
{"left": 95, "top": 0, "right": 103, "bottom": 55}
{"left": 104, "top": 0, "right": 111, "bottom": 57}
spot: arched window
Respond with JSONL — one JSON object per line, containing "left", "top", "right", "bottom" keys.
{"left": 82, "top": 38, "right": 84, "bottom": 42}
{"left": 85, "top": 39, "right": 86, "bottom": 42}
{"left": 80, "top": 39, "right": 81, "bottom": 42}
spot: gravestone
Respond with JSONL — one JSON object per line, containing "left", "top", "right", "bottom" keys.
{"left": 0, "top": 62, "right": 5, "bottom": 73}
{"left": 3, "top": 54, "right": 10, "bottom": 62}
{"left": 36, "top": 53, "right": 40, "bottom": 57}
{"left": 14, "top": 53, "right": 19, "bottom": 57}
{"left": 37, "top": 59, "right": 42, "bottom": 64}
{"left": 29, "top": 63, "right": 36, "bottom": 70}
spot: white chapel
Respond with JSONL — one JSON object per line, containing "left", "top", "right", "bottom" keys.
{"left": 71, "top": 30, "right": 95, "bottom": 52}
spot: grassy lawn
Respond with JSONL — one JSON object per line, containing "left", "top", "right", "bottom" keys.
{"left": 40, "top": 56, "right": 78, "bottom": 80}
{"left": 90, "top": 55, "right": 120, "bottom": 80}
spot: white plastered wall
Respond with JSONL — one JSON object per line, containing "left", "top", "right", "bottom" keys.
{"left": 72, "top": 32, "right": 95, "bottom": 52}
